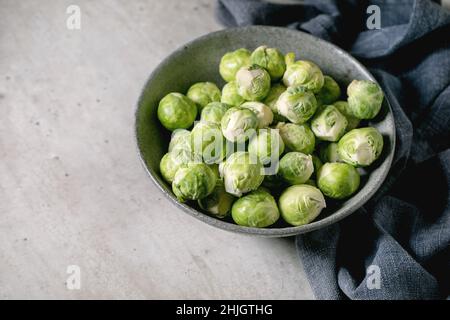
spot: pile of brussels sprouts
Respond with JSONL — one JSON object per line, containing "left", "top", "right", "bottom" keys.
{"left": 157, "top": 45, "right": 385, "bottom": 228}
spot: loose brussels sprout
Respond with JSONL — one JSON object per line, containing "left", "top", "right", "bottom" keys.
{"left": 168, "top": 129, "right": 191, "bottom": 152}
{"left": 231, "top": 188, "right": 280, "bottom": 227}
{"left": 338, "top": 127, "right": 384, "bottom": 167}
{"left": 311, "top": 155, "right": 323, "bottom": 178}
{"left": 221, "top": 81, "right": 245, "bottom": 106}
{"left": 317, "top": 162, "right": 360, "bottom": 199}
{"left": 279, "top": 185, "right": 326, "bottom": 226}
{"left": 316, "top": 75, "right": 341, "bottom": 105}
{"left": 198, "top": 181, "right": 235, "bottom": 219}
{"left": 160, "top": 152, "right": 188, "bottom": 183}
{"left": 285, "top": 52, "right": 296, "bottom": 66}
{"left": 250, "top": 45, "right": 286, "bottom": 81}
{"left": 235, "top": 65, "right": 271, "bottom": 101}
{"left": 333, "top": 101, "right": 360, "bottom": 131}
{"left": 200, "top": 102, "right": 230, "bottom": 125}
{"left": 219, "top": 151, "right": 264, "bottom": 197}
{"left": 221, "top": 106, "right": 258, "bottom": 143}
{"left": 278, "top": 152, "right": 314, "bottom": 185}
{"left": 190, "top": 122, "right": 225, "bottom": 164}
{"left": 282, "top": 60, "right": 324, "bottom": 93}
{"left": 157, "top": 93, "right": 197, "bottom": 131}
{"left": 241, "top": 101, "right": 273, "bottom": 128}
{"left": 347, "top": 80, "right": 384, "bottom": 119}
{"left": 186, "top": 82, "right": 221, "bottom": 111}
{"left": 275, "top": 122, "right": 315, "bottom": 154}
{"left": 311, "top": 105, "right": 348, "bottom": 142}
{"left": 219, "top": 48, "right": 251, "bottom": 82}
{"left": 275, "top": 86, "right": 318, "bottom": 124}
{"left": 319, "top": 142, "right": 340, "bottom": 163}
{"left": 263, "top": 83, "right": 288, "bottom": 123}
{"left": 172, "top": 163, "right": 216, "bottom": 202}
{"left": 248, "top": 128, "right": 285, "bottom": 165}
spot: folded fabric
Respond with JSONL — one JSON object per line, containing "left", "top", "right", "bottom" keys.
{"left": 216, "top": 0, "right": 450, "bottom": 300}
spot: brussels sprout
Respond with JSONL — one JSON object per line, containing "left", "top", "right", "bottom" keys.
{"left": 231, "top": 188, "right": 280, "bottom": 227}
{"left": 279, "top": 185, "right": 326, "bottom": 226}
{"left": 285, "top": 52, "right": 296, "bottom": 66}
{"left": 263, "top": 83, "right": 288, "bottom": 123}
{"left": 219, "top": 48, "right": 251, "bottom": 82}
{"left": 190, "top": 122, "right": 225, "bottom": 164}
{"left": 316, "top": 75, "right": 341, "bottom": 105}
{"left": 248, "top": 129, "right": 285, "bottom": 165}
{"left": 275, "top": 86, "right": 318, "bottom": 124}
{"left": 282, "top": 60, "right": 324, "bottom": 93}
{"left": 337, "top": 127, "right": 384, "bottom": 167}
{"left": 250, "top": 45, "right": 286, "bottom": 81}
{"left": 275, "top": 122, "right": 315, "bottom": 154}
{"left": 200, "top": 102, "right": 230, "bottom": 125}
{"left": 160, "top": 152, "right": 187, "bottom": 183}
{"left": 333, "top": 101, "right": 360, "bottom": 131}
{"left": 311, "top": 105, "right": 348, "bottom": 142}
{"left": 241, "top": 101, "right": 273, "bottom": 128}
{"left": 219, "top": 151, "right": 264, "bottom": 197}
{"left": 221, "top": 81, "right": 245, "bottom": 106}
{"left": 317, "top": 162, "right": 360, "bottom": 199}
{"left": 311, "top": 155, "right": 323, "bottom": 178}
{"left": 157, "top": 93, "right": 197, "bottom": 131}
{"left": 186, "top": 82, "right": 221, "bottom": 111}
{"left": 278, "top": 152, "right": 314, "bottom": 185}
{"left": 319, "top": 142, "right": 340, "bottom": 163}
{"left": 347, "top": 80, "right": 384, "bottom": 119}
{"left": 198, "top": 181, "right": 235, "bottom": 218}
{"left": 235, "top": 65, "right": 271, "bottom": 101}
{"left": 221, "top": 106, "right": 258, "bottom": 143}
{"left": 168, "top": 129, "right": 191, "bottom": 152}
{"left": 172, "top": 163, "right": 216, "bottom": 202}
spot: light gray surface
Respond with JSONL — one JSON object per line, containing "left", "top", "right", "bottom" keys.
{"left": 0, "top": 0, "right": 314, "bottom": 299}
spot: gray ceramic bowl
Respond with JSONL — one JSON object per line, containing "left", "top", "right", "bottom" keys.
{"left": 135, "top": 26, "right": 395, "bottom": 237}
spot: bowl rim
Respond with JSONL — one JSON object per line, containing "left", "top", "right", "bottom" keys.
{"left": 135, "top": 25, "right": 396, "bottom": 237}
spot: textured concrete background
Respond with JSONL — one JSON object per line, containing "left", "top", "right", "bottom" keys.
{"left": 0, "top": 0, "right": 314, "bottom": 299}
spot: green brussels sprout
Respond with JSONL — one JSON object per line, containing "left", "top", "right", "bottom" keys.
{"left": 248, "top": 128, "right": 285, "bottom": 165}
{"left": 285, "top": 52, "right": 296, "bottom": 66}
{"left": 316, "top": 75, "right": 341, "bottom": 105}
{"left": 337, "top": 127, "right": 384, "bottom": 167}
{"left": 231, "top": 188, "right": 280, "bottom": 227}
{"left": 282, "top": 60, "right": 324, "bottom": 93}
{"left": 198, "top": 181, "right": 235, "bottom": 219}
{"left": 311, "top": 105, "right": 348, "bottom": 142}
{"left": 221, "top": 106, "right": 258, "bottom": 143}
{"left": 221, "top": 81, "right": 245, "bottom": 106}
{"left": 317, "top": 162, "right": 360, "bottom": 199}
{"left": 157, "top": 93, "right": 197, "bottom": 131}
{"left": 186, "top": 82, "right": 221, "bottom": 111}
{"left": 241, "top": 101, "right": 273, "bottom": 128}
{"left": 333, "top": 101, "right": 360, "bottom": 131}
{"left": 250, "top": 45, "right": 286, "bottom": 81}
{"left": 160, "top": 152, "right": 189, "bottom": 183}
{"left": 219, "top": 151, "right": 264, "bottom": 197}
{"left": 275, "top": 86, "right": 318, "bottom": 124}
{"left": 347, "top": 80, "right": 384, "bottom": 119}
{"left": 275, "top": 122, "right": 315, "bottom": 154}
{"left": 168, "top": 129, "right": 191, "bottom": 152}
{"left": 172, "top": 163, "right": 216, "bottom": 202}
{"left": 263, "top": 83, "right": 288, "bottom": 123}
{"left": 190, "top": 122, "right": 225, "bottom": 164}
{"left": 311, "top": 155, "right": 323, "bottom": 178}
{"left": 235, "top": 65, "right": 271, "bottom": 101}
{"left": 200, "top": 102, "right": 230, "bottom": 125}
{"left": 219, "top": 48, "right": 251, "bottom": 82}
{"left": 319, "top": 142, "right": 340, "bottom": 163}
{"left": 278, "top": 152, "right": 314, "bottom": 185}
{"left": 279, "top": 185, "right": 326, "bottom": 226}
